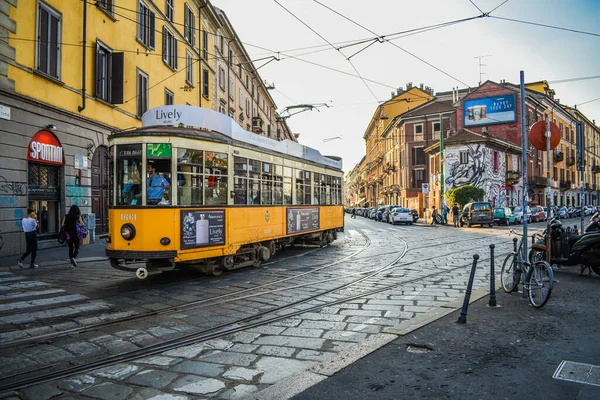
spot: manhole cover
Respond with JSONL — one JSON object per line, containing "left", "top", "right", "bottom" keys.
{"left": 553, "top": 360, "right": 600, "bottom": 387}
{"left": 406, "top": 344, "right": 433, "bottom": 354}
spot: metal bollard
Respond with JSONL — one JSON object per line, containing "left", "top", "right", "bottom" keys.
{"left": 458, "top": 254, "right": 479, "bottom": 324}
{"left": 513, "top": 237, "right": 518, "bottom": 253}
{"left": 489, "top": 244, "right": 496, "bottom": 307}
{"left": 531, "top": 234, "right": 536, "bottom": 247}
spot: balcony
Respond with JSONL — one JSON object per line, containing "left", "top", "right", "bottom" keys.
{"left": 252, "top": 117, "right": 264, "bottom": 133}
{"left": 554, "top": 151, "right": 564, "bottom": 162}
{"left": 505, "top": 170, "right": 520, "bottom": 185}
{"left": 559, "top": 180, "right": 571, "bottom": 190}
{"left": 586, "top": 183, "right": 591, "bottom": 191}
{"left": 566, "top": 156, "right": 575, "bottom": 166}
{"left": 531, "top": 176, "right": 547, "bottom": 187}
{"left": 593, "top": 165, "right": 600, "bottom": 174}
{"left": 383, "top": 162, "right": 397, "bottom": 174}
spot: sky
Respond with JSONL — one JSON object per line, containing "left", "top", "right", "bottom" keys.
{"left": 211, "top": 0, "right": 600, "bottom": 173}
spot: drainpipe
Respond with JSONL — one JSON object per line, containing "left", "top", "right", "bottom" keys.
{"left": 77, "top": 1, "right": 87, "bottom": 112}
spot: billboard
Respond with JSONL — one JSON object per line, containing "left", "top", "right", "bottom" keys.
{"left": 180, "top": 210, "right": 225, "bottom": 249}
{"left": 286, "top": 208, "right": 320, "bottom": 234}
{"left": 463, "top": 94, "right": 516, "bottom": 127}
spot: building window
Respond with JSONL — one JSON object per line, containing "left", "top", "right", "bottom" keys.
{"left": 202, "top": 30, "right": 208, "bottom": 60}
{"left": 412, "top": 147, "right": 425, "bottom": 166}
{"left": 460, "top": 151, "right": 469, "bottom": 164}
{"left": 162, "top": 27, "right": 178, "bottom": 70}
{"left": 228, "top": 49, "right": 233, "bottom": 67}
{"left": 246, "top": 98, "right": 250, "bottom": 117}
{"left": 36, "top": 2, "right": 62, "bottom": 79}
{"left": 220, "top": 35, "right": 224, "bottom": 53}
{"left": 202, "top": 68, "right": 209, "bottom": 98}
{"left": 492, "top": 150, "right": 499, "bottom": 173}
{"left": 218, "top": 66, "right": 225, "bottom": 90}
{"left": 432, "top": 122, "right": 441, "bottom": 139}
{"left": 413, "top": 169, "right": 425, "bottom": 188}
{"left": 219, "top": 104, "right": 226, "bottom": 114}
{"left": 229, "top": 78, "right": 234, "bottom": 99}
{"left": 165, "top": 0, "right": 173, "bottom": 21}
{"left": 186, "top": 51, "right": 193, "bottom": 86}
{"left": 97, "top": 0, "right": 113, "bottom": 14}
{"left": 184, "top": 4, "right": 195, "bottom": 47}
{"left": 239, "top": 89, "right": 243, "bottom": 109}
{"left": 95, "top": 42, "right": 111, "bottom": 102}
{"left": 137, "top": 2, "right": 156, "bottom": 49}
{"left": 95, "top": 41, "right": 123, "bottom": 104}
{"left": 414, "top": 124, "right": 423, "bottom": 141}
{"left": 137, "top": 69, "right": 149, "bottom": 117}
{"left": 165, "top": 88, "right": 173, "bottom": 105}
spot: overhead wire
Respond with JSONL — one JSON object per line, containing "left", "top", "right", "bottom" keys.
{"left": 488, "top": 15, "right": 600, "bottom": 38}
{"left": 273, "top": 0, "right": 380, "bottom": 102}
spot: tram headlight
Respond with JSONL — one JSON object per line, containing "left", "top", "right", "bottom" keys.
{"left": 120, "top": 223, "right": 136, "bottom": 241}
{"left": 160, "top": 237, "right": 171, "bottom": 246}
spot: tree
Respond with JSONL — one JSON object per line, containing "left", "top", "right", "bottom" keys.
{"left": 445, "top": 185, "right": 485, "bottom": 208}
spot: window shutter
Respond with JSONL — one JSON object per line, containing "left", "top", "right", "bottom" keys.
{"left": 184, "top": 7, "right": 189, "bottom": 41}
{"left": 191, "top": 15, "right": 196, "bottom": 47}
{"left": 38, "top": 7, "right": 49, "bottom": 73}
{"left": 95, "top": 42, "right": 101, "bottom": 97}
{"left": 173, "top": 37, "right": 178, "bottom": 70}
{"left": 111, "top": 52, "right": 124, "bottom": 104}
{"left": 149, "top": 11, "right": 155, "bottom": 48}
{"left": 162, "top": 26, "right": 167, "bottom": 63}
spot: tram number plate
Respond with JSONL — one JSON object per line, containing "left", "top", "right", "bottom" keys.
{"left": 181, "top": 210, "right": 225, "bottom": 249}
{"left": 287, "top": 208, "right": 320, "bottom": 234}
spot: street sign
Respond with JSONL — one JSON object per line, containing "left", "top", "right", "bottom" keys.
{"left": 422, "top": 183, "right": 429, "bottom": 194}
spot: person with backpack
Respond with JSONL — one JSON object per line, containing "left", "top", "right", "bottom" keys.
{"left": 431, "top": 206, "right": 439, "bottom": 225}
{"left": 62, "top": 205, "right": 84, "bottom": 267}
{"left": 351, "top": 208, "right": 357, "bottom": 218}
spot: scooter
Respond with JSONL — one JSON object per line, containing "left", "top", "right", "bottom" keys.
{"left": 530, "top": 218, "right": 600, "bottom": 276}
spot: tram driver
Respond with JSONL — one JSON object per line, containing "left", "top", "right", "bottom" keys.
{"left": 147, "top": 161, "right": 170, "bottom": 205}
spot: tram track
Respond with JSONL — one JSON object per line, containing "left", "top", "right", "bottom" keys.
{"left": 0, "top": 232, "right": 519, "bottom": 394}
{"left": 0, "top": 230, "right": 504, "bottom": 351}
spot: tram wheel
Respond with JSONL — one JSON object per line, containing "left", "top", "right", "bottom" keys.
{"left": 220, "top": 256, "right": 235, "bottom": 270}
{"left": 211, "top": 267, "right": 224, "bottom": 276}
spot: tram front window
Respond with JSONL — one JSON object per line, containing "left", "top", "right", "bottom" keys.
{"left": 116, "top": 144, "right": 142, "bottom": 206}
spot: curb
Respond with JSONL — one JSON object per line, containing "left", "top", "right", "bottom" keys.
{"left": 252, "top": 288, "right": 495, "bottom": 399}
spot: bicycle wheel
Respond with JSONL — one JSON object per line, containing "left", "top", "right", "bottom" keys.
{"left": 501, "top": 253, "right": 520, "bottom": 293}
{"left": 528, "top": 260, "right": 554, "bottom": 309}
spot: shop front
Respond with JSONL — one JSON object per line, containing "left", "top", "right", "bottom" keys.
{"left": 26, "top": 129, "right": 64, "bottom": 243}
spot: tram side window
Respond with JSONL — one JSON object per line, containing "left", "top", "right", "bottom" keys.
{"left": 248, "top": 159, "right": 261, "bottom": 204}
{"left": 234, "top": 156, "right": 248, "bottom": 204}
{"left": 205, "top": 151, "right": 228, "bottom": 205}
{"left": 295, "top": 170, "right": 311, "bottom": 205}
{"left": 177, "top": 149, "right": 203, "bottom": 205}
{"left": 314, "top": 173, "right": 326, "bottom": 205}
{"left": 261, "top": 162, "right": 273, "bottom": 205}
{"left": 283, "top": 166, "right": 292, "bottom": 205}
{"left": 273, "top": 165, "right": 283, "bottom": 205}
{"left": 116, "top": 144, "right": 142, "bottom": 206}
{"left": 332, "top": 176, "right": 342, "bottom": 204}
{"left": 326, "top": 175, "right": 333, "bottom": 205}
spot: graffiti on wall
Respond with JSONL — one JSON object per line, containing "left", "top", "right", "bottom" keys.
{"left": 0, "top": 176, "right": 27, "bottom": 196}
{"left": 445, "top": 144, "right": 507, "bottom": 205}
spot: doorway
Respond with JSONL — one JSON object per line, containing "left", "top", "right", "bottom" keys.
{"left": 91, "top": 146, "right": 109, "bottom": 235}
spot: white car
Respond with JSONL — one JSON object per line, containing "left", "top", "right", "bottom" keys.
{"left": 512, "top": 206, "right": 531, "bottom": 224}
{"left": 389, "top": 207, "right": 413, "bottom": 225}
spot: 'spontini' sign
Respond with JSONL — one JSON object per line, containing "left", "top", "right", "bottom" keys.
{"left": 27, "top": 130, "right": 64, "bottom": 165}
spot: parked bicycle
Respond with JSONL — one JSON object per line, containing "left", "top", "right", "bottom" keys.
{"left": 501, "top": 229, "right": 555, "bottom": 308}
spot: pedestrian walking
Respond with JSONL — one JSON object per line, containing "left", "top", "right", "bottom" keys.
{"left": 62, "top": 205, "right": 84, "bottom": 267}
{"left": 351, "top": 208, "right": 356, "bottom": 218}
{"left": 452, "top": 203, "right": 460, "bottom": 227}
{"left": 17, "top": 208, "right": 39, "bottom": 269}
{"left": 431, "top": 206, "right": 438, "bottom": 225}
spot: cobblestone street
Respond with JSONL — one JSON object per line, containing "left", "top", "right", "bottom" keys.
{"left": 0, "top": 217, "right": 548, "bottom": 399}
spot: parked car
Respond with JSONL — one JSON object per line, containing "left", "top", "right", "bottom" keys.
{"left": 460, "top": 202, "right": 494, "bottom": 228}
{"left": 557, "top": 207, "right": 569, "bottom": 219}
{"left": 530, "top": 206, "right": 546, "bottom": 222}
{"left": 376, "top": 207, "right": 386, "bottom": 221}
{"left": 493, "top": 207, "right": 515, "bottom": 225}
{"left": 512, "top": 206, "right": 531, "bottom": 224}
{"left": 383, "top": 205, "right": 402, "bottom": 223}
{"left": 369, "top": 208, "right": 378, "bottom": 219}
{"left": 389, "top": 207, "right": 413, "bottom": 225}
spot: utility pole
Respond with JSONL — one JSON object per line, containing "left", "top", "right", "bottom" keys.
{"left": 440, "top": 114, "right": 445, "bottom": 214}
{"left": 576, "top": 121, "right": 585, "bottom": 233}
{"left": 474, "top": 55, "right": 492, "bottom": 86}
{"left": 520, "top": 71, "right": 528, "bottom": 267}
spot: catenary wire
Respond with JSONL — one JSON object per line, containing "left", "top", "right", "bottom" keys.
{"left": 489, "top": 15, "right": 600, "bottom": 38}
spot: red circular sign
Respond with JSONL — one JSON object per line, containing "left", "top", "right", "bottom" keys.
{"left": 528, "top": 120, "right": 560, "bottom": 151}
{"left": 27, "top": 130, "right": 64, "bottom": 165}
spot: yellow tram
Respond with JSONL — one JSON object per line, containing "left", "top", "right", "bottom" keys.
{"left": 106, "top": 106, "right": 344, "bottom": 278}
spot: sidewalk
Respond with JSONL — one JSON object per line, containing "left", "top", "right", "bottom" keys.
{"left": 285, "top": 269, "right": 600, "bottom": 400}
{"left": 0, "top": 239, "right": 108, "bottom": 270}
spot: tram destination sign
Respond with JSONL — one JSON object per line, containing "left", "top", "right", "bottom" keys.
{"left": 286, "top": 208, "right": 320, "bottom": 235}
{"left": 180, "top": 210, "right": 225, "bottom": 249}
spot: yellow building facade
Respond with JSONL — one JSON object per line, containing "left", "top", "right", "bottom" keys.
{"left": 0, "top": 0, "right": 292, "bottom": 256}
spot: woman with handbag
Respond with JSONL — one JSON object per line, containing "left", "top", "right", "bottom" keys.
{"left": 62, "top": 205, "right": 84, "bottom": 267}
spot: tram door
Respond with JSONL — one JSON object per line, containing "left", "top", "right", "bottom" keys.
{"left": 91, "top": 146, "right": 109, "bottom": 235}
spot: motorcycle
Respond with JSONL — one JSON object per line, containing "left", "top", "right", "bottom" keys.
{"left": 529, "top": 218, "right": 600, "bottom": 276}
